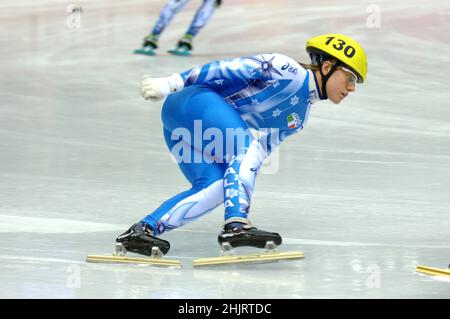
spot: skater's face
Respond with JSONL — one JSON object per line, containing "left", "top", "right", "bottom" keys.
{"left": 321, "top": 61, "right": 356, "bottom": 104}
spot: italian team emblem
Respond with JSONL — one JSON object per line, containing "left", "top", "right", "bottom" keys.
{"left": 287, "top": 112, "right": 301, "bottom": 129}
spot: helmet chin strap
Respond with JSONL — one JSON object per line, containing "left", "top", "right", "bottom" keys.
{"left": 318, "top": 60, "right": 340, "bottom": 100}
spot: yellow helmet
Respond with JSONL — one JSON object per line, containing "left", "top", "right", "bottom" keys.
{"left": 306, "top": 34, "right": 367, "bottom": 83}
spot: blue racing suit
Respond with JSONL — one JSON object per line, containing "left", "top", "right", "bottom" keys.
{"left": 142, "top": 53, "right": 322, "bottom": 234}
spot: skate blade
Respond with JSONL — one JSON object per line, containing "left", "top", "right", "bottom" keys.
{"left": 133, "top": 48, "right": 155, "bottom": 56}
{"left": 416, "top": 265, "right": 450, "bottom": 277}
{"left": 192, "top": 251, "right": 304, "bottom": 267}
{"left": 86, "top": 254, "right": 181, "bottom": 268}
{"left": 168, "top": 48, "right": 191, "bottom": 56}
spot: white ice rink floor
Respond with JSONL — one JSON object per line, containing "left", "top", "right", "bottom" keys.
{"left": 1, "top": 0, "right": 449, "bottom": 298}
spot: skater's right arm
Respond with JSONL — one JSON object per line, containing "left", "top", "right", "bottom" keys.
{"left": 179, "top": 53, "right": 300, "bottom": 88}
{"left": 140, "top": 53, "right": 301, "bottom": 102}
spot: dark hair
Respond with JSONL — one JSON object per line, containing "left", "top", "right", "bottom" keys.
{"left": 298, "top": 62, "right": 318, "bottom": 71}
{"left": 298, "top": 58, "right": 338, "bottom": 72}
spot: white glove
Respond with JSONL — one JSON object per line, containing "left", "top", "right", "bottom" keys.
{"left": 141, "top": 74, "right": 184, "bottom": 102}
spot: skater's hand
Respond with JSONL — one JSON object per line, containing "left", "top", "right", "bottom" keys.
{"left": 140, "top": 77, "right": 166, "bottom": 102}
{"left": 140, "top": 74, "right": 184, "bottom": 102}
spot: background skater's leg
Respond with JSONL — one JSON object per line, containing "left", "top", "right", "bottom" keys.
{"left": 170, "top": 0, "right": 218, "bottom": 55}
{"left": 135, "top": 0, "right": 190, "bottom": 55}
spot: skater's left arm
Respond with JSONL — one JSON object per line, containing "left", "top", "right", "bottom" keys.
{"left": 225, "top": 128, "right": 292, "bottom": 216}
{"left": 248, "top": 127, "right": 296, "bottom": 174}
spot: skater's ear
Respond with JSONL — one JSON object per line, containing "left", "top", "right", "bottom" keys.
{"left": 320, "top": 60, "right": 336, "bottom": 76}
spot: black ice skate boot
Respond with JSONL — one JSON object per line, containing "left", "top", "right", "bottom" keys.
{"left": 217, "top": 221, "right": 282, "bottom": 249}
{"left": 116, "top": 222, "right": 170, "bottom": 256}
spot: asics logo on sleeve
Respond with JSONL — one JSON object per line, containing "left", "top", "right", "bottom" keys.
{"left": 281, "top": 62, "right": 298, "bottom": 74}
{"left": 281, "top": 63, "right": 289, "bottom": 70}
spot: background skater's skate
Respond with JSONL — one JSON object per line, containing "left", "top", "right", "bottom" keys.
{"left": 168, "top": 34, "right": 193, "bottom": 56}
{"left": 134, "top": 34, "right": 158, "bottom": 56}
{"left": 193, "top": 221, "right": 304, "bottom": 267}
{"left": 416, "top": 264, "right": 450, "bottom": 278}
{"left": 86, "top": 222, "right": 181, "bottom": 268}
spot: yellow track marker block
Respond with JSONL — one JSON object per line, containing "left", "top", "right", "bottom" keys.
{"left": 193, "top": 251, "right": 304, "bottom": 267}
{"left": 416, "top": 265, "right": 450, "bottom": 277}
{"left": 86, "top": 255, "right": 182, "bottom": 268}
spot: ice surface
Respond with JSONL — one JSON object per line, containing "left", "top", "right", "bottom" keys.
{"left": 0, "top": 0, "right": 449, "bottom": 298}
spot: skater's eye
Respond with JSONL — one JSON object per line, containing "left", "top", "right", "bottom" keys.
{"left": 339, "top": 67, "right": 357, "bottom": 85}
